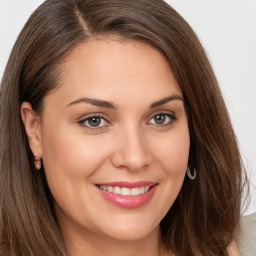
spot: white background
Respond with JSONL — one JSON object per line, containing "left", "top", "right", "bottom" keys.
{"left": 0, "top": 0, "right": 255, "bottom": 215}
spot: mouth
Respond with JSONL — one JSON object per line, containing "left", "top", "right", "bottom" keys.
{"left": 95, "top": 181, "right": 158, "bottom": 208}
{"left": 96, "top": 184, "right": 152, "bottom": 196}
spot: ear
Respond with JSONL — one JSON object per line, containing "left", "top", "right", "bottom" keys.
{"left": 20, "top": 102, "right": 42, "bottom": 158}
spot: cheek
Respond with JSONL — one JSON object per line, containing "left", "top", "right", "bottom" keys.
{"left": 40, "top": 125, "right": 109, "bottom": 216}
{"left": 42, "top": 133, "right": 85, "bottom": 178}
{"left": 155, "top": 126, "right": 189, "bottom": 201}
{"left": 41, "top": 125, "right": 108, "bottom": 179}
{"left": 156, "top": 128, "right": 190, "bottom": 175}
{"left": 160, "top": 132, "right": 189, "bottom": 204}
{"left": 40, "top": 129, "right": 87, "bottom": 208}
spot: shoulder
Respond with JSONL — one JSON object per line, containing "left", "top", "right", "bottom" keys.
{"left": 227, "top": 241, "right": 241, "bottom": 256}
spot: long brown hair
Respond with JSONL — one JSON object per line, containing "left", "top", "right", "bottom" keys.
{"left": 0, "top": 0, "right": 246, "bottom": 255}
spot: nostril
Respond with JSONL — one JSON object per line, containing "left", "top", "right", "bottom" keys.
{"left": 110, "top": 133, "right": 152, "bottom": 171}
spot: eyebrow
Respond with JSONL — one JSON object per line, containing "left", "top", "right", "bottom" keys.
{"left": 66, "top": 94, "right": 183, "bottom": 110}
{"left": 66, "top": 97, "right": 118, "bottom": 110}
{"left": 149, "top": 95, "right": 183, "bottom": 108}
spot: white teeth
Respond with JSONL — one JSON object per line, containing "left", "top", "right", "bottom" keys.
{"left": 98, "top": 185, "right": 152, "bottom": 195}
{"left": 145, "top": 186, "right": 150, "bottom": 192}
{"left": 121, "top": 187, "right": 131, "bottom": 196}
{"left": 139, "top": 186, "right": 145, "bottom": 194}
{"left": 113, "top": 186, "right": 121, "bottom": 194}
{"left": 131, "top": 187, "right": 140, "bottom": 196}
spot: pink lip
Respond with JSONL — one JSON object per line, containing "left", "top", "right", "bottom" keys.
{"left": 96, "top": 181, "right": 158, "bottom": 208}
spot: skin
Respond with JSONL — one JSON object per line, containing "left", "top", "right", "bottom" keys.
{"left": 21, "top": 39, "right": 240, "bottom": 256}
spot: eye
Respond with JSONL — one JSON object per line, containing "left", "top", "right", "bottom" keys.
{"left": 79, "top": 116, "right": 109, "bottom": 129}
{"left": 148, "top": 113, "right": 176, "bottom": 126}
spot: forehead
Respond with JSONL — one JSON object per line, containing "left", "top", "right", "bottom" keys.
{"left": 44, "top": 39, "right": 182, "bottom": 109}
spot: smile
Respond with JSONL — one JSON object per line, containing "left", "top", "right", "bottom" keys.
{"left": 96, "top": 181, "right": 158, "bottom": 208}
{"left": 98, "top": 185, "right": 151, "bottom": 196}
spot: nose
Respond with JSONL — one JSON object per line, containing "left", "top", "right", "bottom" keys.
{"left": 111, "top": 126, "right": 152, "bottom": 171}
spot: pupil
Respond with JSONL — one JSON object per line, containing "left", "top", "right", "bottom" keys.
{"left": 154, "top": 114, "right": 165, "bottom": 124}
{"left": 88, "top": 117, "right": 101, "bottom": 127}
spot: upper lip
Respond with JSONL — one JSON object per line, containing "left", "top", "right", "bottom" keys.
{"left": 95, "top": 181, "right": 158, "bottom": 188}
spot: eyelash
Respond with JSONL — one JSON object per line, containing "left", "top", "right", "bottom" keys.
{"left": 78, "top": 114, "right": 110, "bottom": 130}
{"left": 78, "top": 111, "right": 177, "bottom": 130}
{"left": 147, "top": 111, "right": 177, "bottom": 127}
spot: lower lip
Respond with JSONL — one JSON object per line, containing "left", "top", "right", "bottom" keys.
{"left": 96, "top": 185, "right": 158, "bottom": 208}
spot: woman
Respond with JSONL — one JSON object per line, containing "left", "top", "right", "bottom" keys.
{"left": 0, "top": 0, "right": 245, "bottom": 255}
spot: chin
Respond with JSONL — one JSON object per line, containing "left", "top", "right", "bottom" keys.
{"left": 98, "top": 218, "right": 160, "bottom": 241}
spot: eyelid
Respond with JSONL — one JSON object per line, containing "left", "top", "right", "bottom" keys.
{"left": 146, "top": 110, "right": 177, "bottom": 126}
{"left": 76, "top": 112, "right": 108, "bottom": 121}
{"left": 77, "top": 110, "right": 177, "bottom": 130}
{"left": 77, "top": 113, "right": 112, "bottom": 129}
{"left": 147, "top": 110, "right": 177, "bottom": 120}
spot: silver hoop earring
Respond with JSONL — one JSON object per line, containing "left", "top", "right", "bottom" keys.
{"left": 186, "top": 166, "right": 196, "bottom": 180}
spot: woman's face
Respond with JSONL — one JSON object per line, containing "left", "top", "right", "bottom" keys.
{"left": 36, "top": 40, "right": 190, "bottom": 242}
